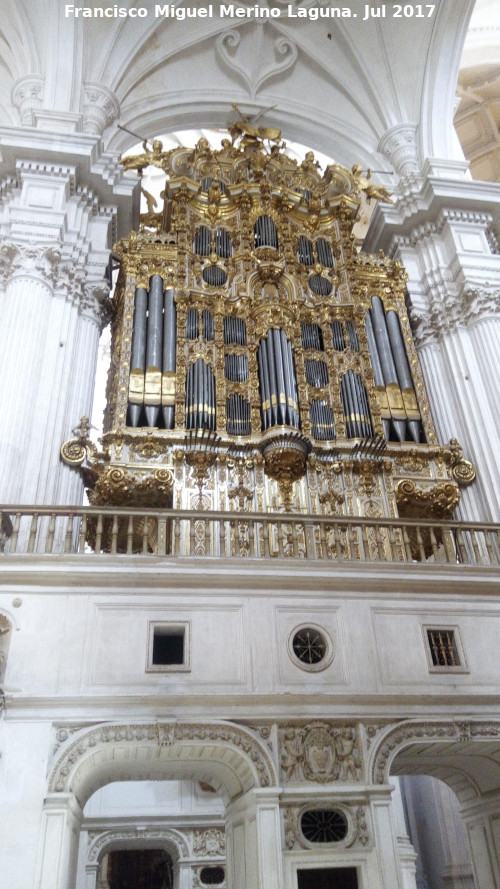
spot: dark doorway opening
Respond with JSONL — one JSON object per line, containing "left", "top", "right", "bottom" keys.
{"left": 107, "top": 849, "right": 173, "bottom": 889}
{"left": 297, "top": 866, "right": 359, "bottom": 889}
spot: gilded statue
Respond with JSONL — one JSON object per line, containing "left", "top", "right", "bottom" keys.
{"left": 351, "top": 164, "right": 393, "bottom": 203}
{"left": 120, "top": 139, "right": 170, "bottom": 174}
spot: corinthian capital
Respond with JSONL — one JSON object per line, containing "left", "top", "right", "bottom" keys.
{"left": 0, "top": 241, "right": 61, "bottom": 286}
{"left": 80, "top": 279, "right": 111, "bottom": 328}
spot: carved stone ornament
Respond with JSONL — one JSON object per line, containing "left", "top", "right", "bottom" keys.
{"left": 87, "top": 827, "right": 189, "bottom": 864}
{"left": 378, "top": 124, "right": 420, "bottom": 179}
{"left": 48, "top": 721, "right": 277, "bottom": 795}
{"left": 11, "top": 74, "right": 44, "bottom": 126}
{"left": 280, "top": 723, "right": 362, "bottom": 784}
{"left": 370, "top": 719, "right": 500, "bottom": 786}
{"left": 0, "top": 241, "right": 61, "bottom": 286}
{"left": 216, "top": 25, "right": 298, "bottom": 100}
{"left": 410, "top": 286, "right": 500, "bottom": 347}
{"left": 83, "top": 82, "right": 120, "bottom": 135}
{"left": 193, "top": 828, "right": 226, "bottom": 857}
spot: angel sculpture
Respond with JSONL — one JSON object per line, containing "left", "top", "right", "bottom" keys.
{"left": 351, "top": 164, "right": 393, "bottom": 203}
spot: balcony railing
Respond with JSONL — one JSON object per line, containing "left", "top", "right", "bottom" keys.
{"left": 1, "top": 505, "right": 500, "bottom": 566}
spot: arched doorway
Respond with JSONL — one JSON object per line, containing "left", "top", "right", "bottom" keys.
{"left": 106, "top": 849, "right": 174, "bottom": 889}
{"left": 370, "top": 719, "right": 500, "bottom": 889}
{"left": 37, "top": 720, "right": 280, "bottom": 889}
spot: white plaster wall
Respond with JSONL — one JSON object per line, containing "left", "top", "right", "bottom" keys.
{"left": 1, "top": 560, "right": 500, "bottom": 703}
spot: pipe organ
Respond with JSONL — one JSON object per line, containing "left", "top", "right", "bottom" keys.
{"left": 63, "top": 124, "right": 475, "bottom": 538}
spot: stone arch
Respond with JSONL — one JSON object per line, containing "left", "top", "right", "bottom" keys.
{"left": 87, "top": 826, "right": 190, "bottom": 865}
{"left": 47, "top": 720, "right": 278, "bottom": 807}
{"left": 369, "top": 719, "right": 500, "bottom": 805}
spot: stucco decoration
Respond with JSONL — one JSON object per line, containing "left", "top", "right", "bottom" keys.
{"left": 216, "top": 25, "right": 298, "bottom": 100}
{"left": 87, "top": 827, "right": 189, "bottom": 864}
{"left": 11, "top": 75, "right": 44, "bottom": 126}
{"left": 47, "top": 721, "right": 278, "bottom": 803}
{"left": 193, "top": 828, "right": 226, "bottom": 857}
{"left": 83, "top": 83, "right": 120, "bottom": 136}
{"left": 279, "top": 722, "right": 362, "bottom": 783}
{"left": 370, "top": 719, "right": 500, "bottom": 796}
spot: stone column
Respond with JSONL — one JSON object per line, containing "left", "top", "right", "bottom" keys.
{"left": 461, "top": 792, "right": 500, "bottom": 889}
{"left": 225, "top": 788, "right": 284, "bottom": 889}
{"left": 392, "top": 778, "right": 418, "bottom": 889}
{"left": 34, "top": 793, "right": 83, "bottom": 889}
{"left": 0, "top": 158, "right": 115, "bottom": 508}
{"left": 85, "top": 863, "right": 99, "bottom": 889}
{"left": 371, "top": 791, "right": 406, "bottom": 889}
{"left": 364, "top": 150, "right": 500, "bottom": 521}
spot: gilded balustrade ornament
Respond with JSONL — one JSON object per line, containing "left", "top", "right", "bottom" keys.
{"left": 61, "top": 119, "right": 475, "bottom": 550}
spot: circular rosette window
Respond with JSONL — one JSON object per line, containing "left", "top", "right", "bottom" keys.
{"left": 299, "top": 805, "right": 354, "bottom": 849}
{"left": 288, "top": 624, "right": 334, "bottom": 672}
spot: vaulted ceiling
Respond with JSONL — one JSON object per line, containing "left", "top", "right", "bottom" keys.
{"left": 0, "top": 0, "right": 475, "bottom": 173}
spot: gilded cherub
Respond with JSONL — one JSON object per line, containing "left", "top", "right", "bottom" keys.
{"left": 351, "top": 164, "right": 393, "bottom": 203}
{"left": 120, "top": 139, "right": 168, "bottom": 174}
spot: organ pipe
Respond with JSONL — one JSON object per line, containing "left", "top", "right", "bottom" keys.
{"left": 186, "top": 309, "right": 199, "bottom": 340}
{"left": 162, "top": 288, "right": 176, "bottom": 429}
{"left": 128, "top": 286, "right": 147, "bottom": 426}
{"left": 331, "top": 321, "right": 345, "bottom": 351}
{"left": 369, "top": 296, "right": 406, "bottom": 441}
{"left": 341, "top": 370, "right": 373, "bottom": 439}
{"left": 226, "top": 394, "right": 251, "bottom": 436}
{"left": 385, "top": 310, "right": 421, "bottom": 443}
{"left": 366, "top": 296, "right": 422, "bottom": 442}
{"left": 224, "top": 317, "right": 247, "bottom": 346}
{"left": 144, "top": 274, "right": 164, "bottom": 426}
{"left": 186, "top": 359, "right": 216, "bottom": 431}
{"left": 316, "top": 238, "right": 334, "bottom": 268}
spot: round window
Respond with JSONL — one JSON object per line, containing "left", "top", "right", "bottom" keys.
{"left": 288, "top": 623, "right": 334, "bottom": 672}
{"left": 300, "top": 809, "right": 348, "bottom": 843}
{"left": 200, "top": 866, "right": 225, "bottom": 885}
{"left": 292, "top": 627, "right": 327, "bottom": 665}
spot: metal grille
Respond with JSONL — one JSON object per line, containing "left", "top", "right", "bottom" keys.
{"left": 427, "top": 629, "right": 460, "bottom": 667}
{"left": 300, "top": 810, "right": 348, "bottom": 843}
{"left": 292, "top": 628, "right": 327, "bottom": 664}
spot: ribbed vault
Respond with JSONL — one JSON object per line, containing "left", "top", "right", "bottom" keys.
{"left": 2, "top": 0, "right": 475, "bottom": 170}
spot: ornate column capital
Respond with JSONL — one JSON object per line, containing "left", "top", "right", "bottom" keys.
{"left": 410, "top": 287, "right": 500, "bottom": 346}
{"left": 378, "top": 124, "right": 421, "bottom": 181}
{"left": 83, "top": 83, "right": 120, "bottom": 136}
{"left": 0, "top": 240, "right": 61, "bottom": 287}
{"left": 80, "top": 279, "right": 111, "bottom": 328}
{"left": 11, "top": 75, "right": 45, "bottom": 127}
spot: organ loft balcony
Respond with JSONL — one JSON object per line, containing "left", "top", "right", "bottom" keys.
{"left": 3, "top": 123, "right": 497, "bottom": 577}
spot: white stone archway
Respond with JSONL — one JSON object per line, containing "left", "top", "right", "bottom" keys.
{"left": 85, "top": 826, "right": 190, "bottom": 889}
{"left": 369, "top": 718, "right": 500, "bottom": 889}
{"left": 36, "top": 720, "right": 281, "bottom": 889}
